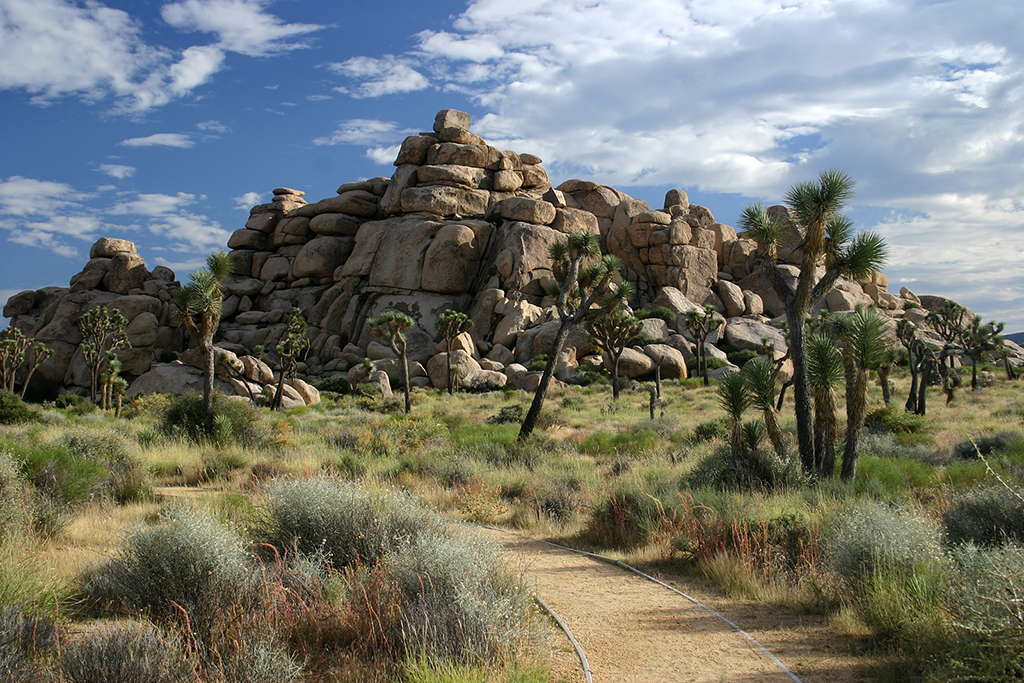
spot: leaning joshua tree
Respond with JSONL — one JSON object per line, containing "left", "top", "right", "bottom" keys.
{"left": 518, "top": 231, "right": 623, "bottom": 441}
{"left": 739, "top": 170, "right": 887, "bottom": 474}
{"left": 172, "top": 250, "right": 233, "bottom": 434}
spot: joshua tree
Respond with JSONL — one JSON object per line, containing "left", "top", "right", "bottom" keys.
{"left": 738, "top": 170, "right": 887, "bottom": 474}
{"left": 272, "top": 307, "right": 311, "bottom": 410}
{"left": 172, "top": 250, "right": 234, "bottom": 434}
{"left": 436, "top": 309, "right": 473, "bottom": 395}
{"left": 743, "top": 356, "right": 785, "bottom": 457}
{"left": 717, "top": 371, "right": 750, "bottom": 469}
{"left": 367, "top": 310, "right": 415, "bottom": 414}
{"left": 79, "top": 306, "right": 131, "bottom": 404}
{"left": 963, "top": 316, "right": 1003, "bottom": 390}
{"left": 806, "top": 332, "right": 844, "bottom": 477}
{"left": 586, "top": 302, "right": 641, "bottom": 401}
{"left": 684, "top": 305, "right": 723, "bottom": 387}
{"left": 830, "top": 306, "right": 887, "bottom": 480}
{"left": 874, "top": 347, "right": 899, "bottom": 407}
{"left": 0, "top": 327, "right": 30, "bottom": 392}
{"left": 518, "top": 231, "right": 622, "bottom": 441}
{"left": 927, "top": 301, "right": 969, "bottom": 368}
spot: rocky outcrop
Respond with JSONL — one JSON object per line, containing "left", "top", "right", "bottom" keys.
{"left": 9, "top": 108, "right": 1016, "bottom": 397}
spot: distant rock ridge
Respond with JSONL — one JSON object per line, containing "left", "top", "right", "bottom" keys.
{"left": 5, "top": 108, "right": 1022, "bottom": 397}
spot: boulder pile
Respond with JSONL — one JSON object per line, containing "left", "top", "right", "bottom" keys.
{"left": 5, "top": 109, "right": 1022, "bottom": 398}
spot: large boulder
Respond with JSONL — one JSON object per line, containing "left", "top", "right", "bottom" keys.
{"left": 723, "top": 319, "right": 788, "bottom": 358}
{"left": 126, "top": 362, "right": 234, "bottom": 397}
{"left": 643, "top": 344, "right": 688, "bottom": 379}
{"left": 420, "top": 221, "right": 491, "bottom": 293}
{"left": 426, "top": 350, "right": 481, "bottom": 390}
{"left": 293, "top": 236, "right": 354, "bottom": 279}
{"left": 607, "top": 347, "right": 656, "bottom": 378}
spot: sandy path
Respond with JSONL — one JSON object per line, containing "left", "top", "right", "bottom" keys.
{"left": 485, "top": 529, "right": 802, "bottom": 683}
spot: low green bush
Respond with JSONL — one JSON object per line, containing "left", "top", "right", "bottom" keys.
{"left": 580, "top": 427, "right": 661, "bottom": 457}
{"left": 725, "top": 349, "right": 760, "bottom": 367}
{"left": 690, "top": 419, "right": 728, "bottom": 443}
{"left": 54, "top": 393, "right": 97, "bottom": 416}
{"left": 486, "top": 404, "right": 525, "bottom": 425}
{"left": 952, "top": 431, "right": 1024, "bottom": 460}
{"left": 944, "top": 486, "right": 1024, "bottom": 546}
{"left": 59, "top": 430, "right": 151, "bottom": 504}
{"left": 527, "top": 354, "right": 548, "bottom": 372}
{"left": 0, "top": 391, "right": 35, "bottom": 425}
{"left": 634, "top": 306, "right": 676, "bottom": 327}
{"left": 159, "top": 392, "right": 269, "bottom": 448}
{"left": 864, "top": 405, "right": 930, "bottom": 434}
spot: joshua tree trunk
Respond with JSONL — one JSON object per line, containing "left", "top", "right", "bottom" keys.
{"left": 611, "top": 352, "right": 622, "bottom": 400}
{"left": 655, "top": 360, "right": 662, "bottom": 399}
{"left": 814, "top": 391, "right": 838, "bottom": 477}
{"left": 204, "top": 343, "right": 215, "bottom": 433}
{"left": 841, "top": 368, "right": 869, "bottom": 480}
{"left": 400, "top": 347, "right": 411, "bottom": 415}
{"left": 878, "top": 366, "right": 892, "bottom": 406}
{"left": 906, "top": 355, "right": 920, "bottom": 413}
{"left": 917, "top": 359, "right": 931, "bottom": 416}
{"left": 446, "top": 351, "right": 454, "bottom": 396}
{"left": 970, "top": 356, "right": 979, "bottom": 390}
{"left": 520, "top": 319, "right": 571, "bottom": 440}
{"left": 786, "top": 305, "right": 815, "bottom": 473}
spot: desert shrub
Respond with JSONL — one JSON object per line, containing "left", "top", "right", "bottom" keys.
{"left": 486, "top": 404, "right": 525, "bottom": 425}
{"left": 58, "top": 620, "right": 191, "bottom": 683}
{"left": 256, "top": 478, "right": 445, "bottom": 570}
{"left": 379, "top": 531, "right": 533, "bottom": 662}
{"left": 91, "top": 506, "right": 253, "bottom": 641}
{"left": 687, "top": 445, "right": 803, "bottom": 491}
{"left": 55, "top": 393, "right": 97, "bottom": 415}
{"left": 159, "top": 392, "right": 269, "bottom": 448}
{"left": 0, "top": 391, "right": 35, "bottom": 425}
{"left": 944, "top": 486, "right": 1024, "bottom": 546}
{"left": 317, "top": 377, "right": 349, "bottom": 394}
{"left": 635, "top": 306, "right": 676, "bottom": 327}
{"left": 59, "top": 430, "right": 151, "bottom": 504}
{"left": 864, "top": 405, "right": 930, "bottom": 434}
{"left": 854, "top": 455, "right": 938, "bottom": 494}
{"left": 208, "top": 631, "right": 303, "bottom": 683}
{"left": 856, "top": 431, "right": 944, "bottom": 464}
{"left": 690, "top": 419, "right": 728, "bottom": 443}
{"left": 0, "top": 606, "right": 54, "bottom": 683}
{"left": 826, "top": 501, "right": 945, "bottom": 585}
{"left": 526, "top": 354, "right": 548, "bottom": 372}
{"left": 953, "top": 431, "right": 1024, "bottom": 460}
{"left": 826, "top": 502, "right": 948, "bottom": 651}
{"left": 936, "top": 543, "right": 1024, "bottom": 682}
{"left": 585, "top": 486, "right": 669, "bottom": 549}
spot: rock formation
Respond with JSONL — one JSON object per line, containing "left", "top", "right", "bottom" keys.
{"left": 5, "top": 109, "right": 1022, "bottom": 398}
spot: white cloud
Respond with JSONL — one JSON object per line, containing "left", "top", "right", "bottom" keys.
{"left": 366, "top": 145, "right": 401, "bottom": 165}
{"left": 146, "top": 212, "right": 230, "bottom": 252}
{"left": 98, "top": 164, "right": 136, "bottom": 179}
{"left": 233, "top": 191, "right": 263, "bottom": 209}
{"left": 196, "top": 120, "right": 228, "bottom": 133}
{"left": 160, "top": 0, "right": 326, "bottom": 57}
{"left": 111, "top": 193, "right": 196, "bottom": 216}
{"left": 0, "top": 0, "right": 324, "bottom": 112}
{"left": 119, "top": 133, "right": 195, "bottom": 148}
{"left": 0, "top": 176, "right": 91, "bottom": 216}
{"left": 329, "top": 56, "right": 429, "bottom": 98}
{"left": 312, "top": 119, "right": 415, "bottom": 146}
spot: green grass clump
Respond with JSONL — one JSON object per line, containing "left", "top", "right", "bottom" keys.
{"left": 0, "top": 452, "right": 27, "bottom": 539}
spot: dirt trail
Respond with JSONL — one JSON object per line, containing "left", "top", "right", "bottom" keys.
{"left": 484, "top": 529, "right": 863, "bottom": 683}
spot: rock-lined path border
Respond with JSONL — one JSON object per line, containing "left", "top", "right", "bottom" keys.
{"left": 482, "top": 527, "right": 806, "bottom": 683}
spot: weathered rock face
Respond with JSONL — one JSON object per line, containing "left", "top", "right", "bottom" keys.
{"left": 12, "top": 107, "right": 975, "bottom": 397}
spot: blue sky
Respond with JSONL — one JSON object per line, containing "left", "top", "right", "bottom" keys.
{"left": 1, "top": 0, "right": 1022, "bottom": 330}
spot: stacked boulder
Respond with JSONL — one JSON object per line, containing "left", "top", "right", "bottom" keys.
{"left": 6, "top": 108, "right": 1023, "bottom": 397}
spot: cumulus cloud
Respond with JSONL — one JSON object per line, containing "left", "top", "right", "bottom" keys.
{"left": 312, "top": 119, "right": 415, "bottom": 146}
{"left": 233, "top": 191, "right": 263, "bottom": 209}
{"left": 119, "top": 133, "right": 195, "bottom": 148}
{"left": 161, "top": 0, "right": 326, "bottom": 57}
{"left": 0, "top": 0, "right": 324, "bottom": 112}
{"left": 329, "top": 56, "right": 429, "bottom": 98}
{"left": 0, "top": 176, "right": 227, "bottom": 260}
{"left": 98, "top": 164, "right": 136, "bottom": 179}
